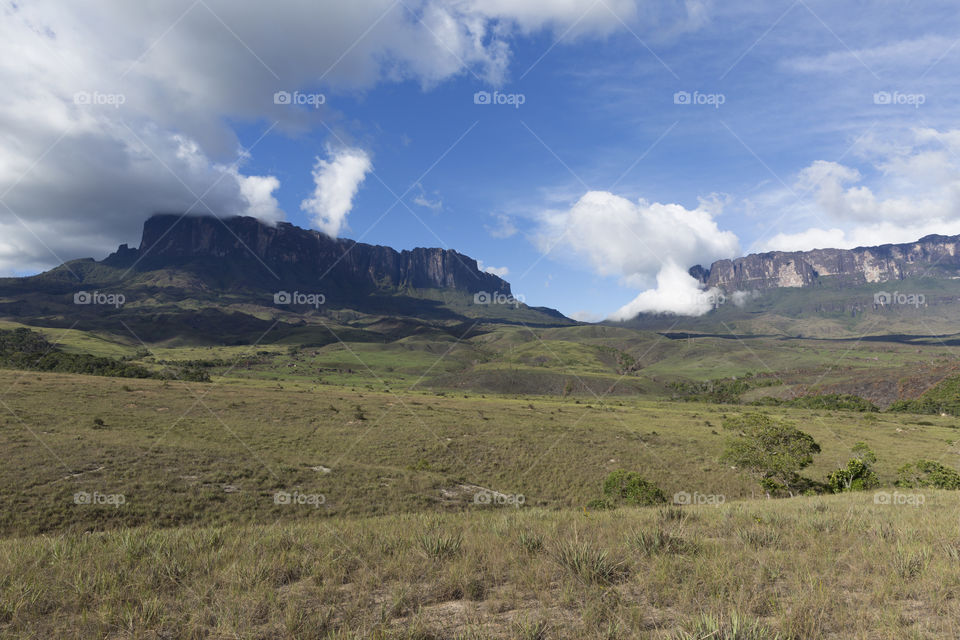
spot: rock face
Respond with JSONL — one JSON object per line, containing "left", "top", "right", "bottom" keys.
{"left": 104, "top": 214, "right": 510, "bottom": 296}
{"left": 689, "top": 235, "right": 960, "bottom": 291}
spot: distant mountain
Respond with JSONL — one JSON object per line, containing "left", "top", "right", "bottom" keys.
{"left": 102, "top": 213, "right": 513, "bottom": 298}
{"left": 614, "top": 233, "right": 960, "bottom": 337}
{"left": 0, "top": 214, "right": 571, "bottom": 343}
{"left": 689, "top": 234, "right": 960, "bottom": 291}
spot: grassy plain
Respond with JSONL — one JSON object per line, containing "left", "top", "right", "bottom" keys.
{"left": 3, "top": 317, "right": 960, "bottom": 638}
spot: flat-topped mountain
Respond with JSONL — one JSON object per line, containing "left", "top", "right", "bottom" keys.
{"left": 690, "top": 234, "right": 960, "bottom": 291}
{"left": 0, "top": 214, "right": 571, "bottom": 343}
{"left": 102, "top": 213, "right": 511, "bottom": 297}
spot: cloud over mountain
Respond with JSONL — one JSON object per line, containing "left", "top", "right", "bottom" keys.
{"left": 0, "top": 0, "right": 648, "bottom": 274}
{"left": 534, "top": 190, "right": 739, "bottom": 317}
{"left": 301, "top": 147, "right": 373, "bottom": 238}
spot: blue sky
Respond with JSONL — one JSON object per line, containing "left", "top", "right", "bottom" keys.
{"left": 3, "top": 1, "right": 960, "bottom": 319}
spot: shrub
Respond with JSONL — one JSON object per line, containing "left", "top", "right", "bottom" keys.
{"left": 826, "top": 442, "right": 879, "bottom": 493}
{"left": 721, "top": 414, "right": 820, "bottom": 496}
{"left": 896, "top": 459, "right": 960, "bottom": 489}
{"left": 601, "top": 470, "right": 667, "bottom": 506}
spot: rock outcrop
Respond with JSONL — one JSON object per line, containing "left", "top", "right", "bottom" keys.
{"left": 689, "top": 235, "right": 960, "bottom": 291}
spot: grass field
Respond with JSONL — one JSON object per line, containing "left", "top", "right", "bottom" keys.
{"left": 4, "top": 318, "right": 960, "bottom": 638}
{"left": 4, "top": 492, "right": 960, "bottom": 638}
{"left": 3, "top": 368, "right": 959, "bottom": 535}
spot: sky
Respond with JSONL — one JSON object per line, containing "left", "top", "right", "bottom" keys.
{"left": 2, "top": 0, "right": 960, "bottom": 320}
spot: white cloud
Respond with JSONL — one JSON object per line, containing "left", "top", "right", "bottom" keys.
{"left": 486, "top": 214, "right": 518, "bottom": 239}
{"left": 756, "top": 127, "right": 960, "bottom": 252}
{"left": 300, "top": 147, "right": 373, "bottom": 238}
{"left": 764, "top": 220, "right": 960, "bottom": 252}
{"left": 0, "top": 0, "right": 654, "bottom": 274}
{"left": 534, "top": 190, "right": 739, "bottom": 316}
{"left": 609, "top": 262, "right": 725, "bottom": 319}
{"left": 412, "top": 184, "right": 442, "bottom": 211}
{"left": 730, "top": 290, "right": 760, "bottom": 307}
{"left": 477, "top": 260, "right": 509, "bottom": 277}
{"left": 785, "top": 35, "right": 956, "bottom": 75}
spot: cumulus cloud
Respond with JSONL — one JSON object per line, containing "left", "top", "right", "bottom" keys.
{"left": 534, "top": 190, "right": 739, "bottom": 317}
{"left": 609, "top": 262, "right": 726, "bottom": 320}
{"left": 477, "top": 260, "right": 509, "bottom": 277}
{"left": 300, "top": 147, "right": 373, "bottom": 238}
{"left": 0, "top": 0, "right": 654, "bottom": 274}
{"left": 757, "top": 127, "right": 960, "bottom": 252}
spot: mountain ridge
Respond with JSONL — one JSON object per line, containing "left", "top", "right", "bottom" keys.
{"left": 0, "top": 213, "right": 571, "bottom": 343}
{"left": 690, "top": 233, "right": 960, "bottom": 291}
{"left": 101, "top": 213, "right": 513, "bottom": 298}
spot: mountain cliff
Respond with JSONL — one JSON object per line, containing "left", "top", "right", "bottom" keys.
{"left": 689, "top": 234, "right": 960, "bottom": 291}
{"left": 102, "top": 214, "right": 511, "bottom": 297}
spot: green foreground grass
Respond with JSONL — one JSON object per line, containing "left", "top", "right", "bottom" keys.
{"left": 3, "top": 493, "right": 960, "bottom": 639}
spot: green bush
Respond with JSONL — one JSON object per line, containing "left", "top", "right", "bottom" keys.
{"left": 721, "top": 413, "right": 821, "bottom": 496}
{"left": 896, "top": 460, "right": 960, "bottom": 489}
{"left": 826, "top": 442, "right": 879, "bottom": 493}
{"left": 601, "top": 470, "right": 667, "bottom": 506}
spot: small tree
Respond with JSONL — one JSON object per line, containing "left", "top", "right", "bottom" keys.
{"left": 827, "top": 442, "right": 879, "bottom": 492}
{"left": 601, "top": 470, "right": 666, "bottom": 506}
{"left": 720, "top": 413, "right": 821, "bottom": 497}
